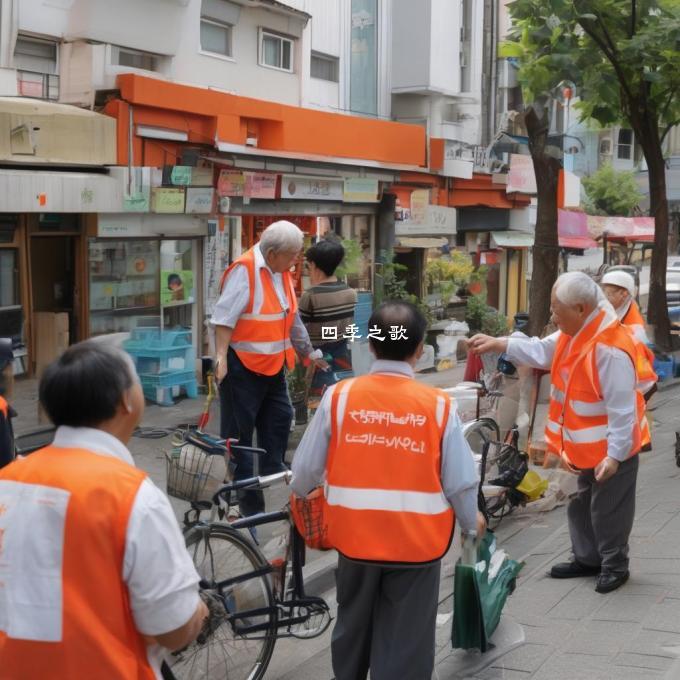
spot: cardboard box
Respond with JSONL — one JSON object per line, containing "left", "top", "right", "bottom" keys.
{"left": 34, "top": 312, "right": 69, "bottom": 377}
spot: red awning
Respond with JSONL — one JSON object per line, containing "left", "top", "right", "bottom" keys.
{"left": 560, "top": 235, "right": 598, "bottom": 249}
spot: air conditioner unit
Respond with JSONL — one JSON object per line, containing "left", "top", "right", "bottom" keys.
{"left": 599, "top": 138, "right": 612, "bottom": 155}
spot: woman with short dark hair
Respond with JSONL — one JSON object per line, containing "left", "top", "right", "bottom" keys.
{"left": 300, "top": 237, "right": 358, "bottom": 395}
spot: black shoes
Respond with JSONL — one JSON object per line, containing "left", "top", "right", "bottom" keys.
{"left": 595, "top": 570, "right": 629, "bottom": 594}
{"left": 549, "top": 561, "right": 630, "bottom": 593}
{"left": 550, "top": 561, "right": 601, "bottom": 579}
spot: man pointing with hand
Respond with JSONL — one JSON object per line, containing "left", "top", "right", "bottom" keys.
{"left": 469, "top": 272, "right": 647, "bottom": 594}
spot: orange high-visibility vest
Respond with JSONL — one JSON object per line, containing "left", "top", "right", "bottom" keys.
{"left": 0, "top": 396, "right": 6, "bottom": 417}
{"left": 325, "top": 375, "right": 455, "bottom": 564}
{"left": 219, "top": 247, "right": 297, "bottom": 376}
{"left": 545, "top": 311, "right": 645, "bottom": 470}
{"left": 0, "top": 447, "right": 155, "bottom": 680}
{"left": 621, "top": 301, "right": 657, "bottom": 387}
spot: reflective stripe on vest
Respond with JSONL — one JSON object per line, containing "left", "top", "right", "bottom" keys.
{"left": 325, "top": 374, "right": 454, "bottom": 564}
{"left": 545, "top": 310, "right": 644, "bottom": 469}
{"left": 221, "top": 248, "right": 298, "bottom": 376}
{"left": 621, "top": 302, "right": 657, "bottom": 386}
{"left": 0, "top": 447, "right": 154, "bottom": 679}
{"left": 326, "top": 485, "right": 450, "bottom": 514}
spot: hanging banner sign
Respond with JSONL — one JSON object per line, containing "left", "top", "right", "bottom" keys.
{"left": 217, "top": 170, "right": 245, "bottom": 196}
{"left": 282, "top": 175, "right": 344, "bottom": 201}
{"left": 151, "top": 187, "right": 185, "bottom": 213}
{"left": 343, "top": 177, "right": 380, "bottom": 202}
{"left": 506, "top": 154, "right": 537, "bottom": 194}
{"left": 245, "top": 172, "right": 277, "bottom": 199}
{"left": 185, "top": 187, "right": 215, "bottom": 214}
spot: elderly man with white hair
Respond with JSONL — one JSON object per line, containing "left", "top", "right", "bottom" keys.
{"left": 211, "top": 221, "right": 328, "bottom": 517}
{"left": 469, "top": 271, "right": 648, "bottom": 594}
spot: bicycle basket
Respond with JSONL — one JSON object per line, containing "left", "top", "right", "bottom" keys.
{"left": 289, "top": 487, "right": 332, "bottom": 551}
{"left": 165, "top": 443, "right": 215, "bottom": 502}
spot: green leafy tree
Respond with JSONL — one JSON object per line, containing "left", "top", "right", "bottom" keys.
{"left": 503, "top": 0, "right": 680, "bottom": 347}
{"left": 582, "top": 163, "right": 643, "bottom": 216}
{"left": 500, "top": 12, "right": 580, "bottom": 335}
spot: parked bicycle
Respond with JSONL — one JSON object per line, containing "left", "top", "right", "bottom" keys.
{"left": 164, "top": 431, "right": 331, "bottom": 680}
{"left": 459, "top": 363, "right": 548, "bottom": 527}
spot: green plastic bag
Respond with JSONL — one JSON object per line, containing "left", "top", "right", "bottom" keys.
{"left": 451, "top": 531, "right": 523, "bottom": 652}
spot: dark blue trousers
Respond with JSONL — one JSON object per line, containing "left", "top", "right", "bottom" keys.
{"left": 219, "top": 348, "right": 293, "bottom": 516}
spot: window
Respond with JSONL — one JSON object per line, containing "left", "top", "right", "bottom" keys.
{"left": 14, "top": 36, "right": 57, "bottom": 73}
{"left": 200, "top": 18, "right": 232, "bottom": 57}
{"left": 114, "top": 47, "right": 159, "bottom": 72}
{"left": 14, "top": 36, "right": 59, "bottom": 100}
{"left": 0, "top": 250, "right": 19, "bottom": 307}
{"left": 617, "top": 129, "right": 634, "bottom": 160}
{"left": 311, "top": 52, "right": 339, "bottom": 82}
{"left": 259, "top": 30, "right": 293, "bottom": 72}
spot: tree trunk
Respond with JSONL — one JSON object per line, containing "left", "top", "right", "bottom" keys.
{"left": 525, "top": 105, "right": 562, "bottom": 336}
{"left": 643, "top": 140, "right": 672, "bottom": 349}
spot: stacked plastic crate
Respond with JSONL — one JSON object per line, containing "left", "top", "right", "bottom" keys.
{"left": 124, "top": 328, "right": 198, "bottom": 406}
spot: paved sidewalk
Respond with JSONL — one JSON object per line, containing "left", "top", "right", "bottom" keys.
{"left": 447, "top": 389, "right": 680, "bottom": 680}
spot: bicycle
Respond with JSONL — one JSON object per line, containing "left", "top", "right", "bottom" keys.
{"left": 458, "top": 366, "right": 548, "bottom": 527}
{"left": 164, "top": 431, "right": 332, "bottom": 680}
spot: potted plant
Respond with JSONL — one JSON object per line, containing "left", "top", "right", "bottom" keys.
{"left": 287, "top": 361, "right": 310, "bottom": 425}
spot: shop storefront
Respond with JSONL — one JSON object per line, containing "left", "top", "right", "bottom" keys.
{"left": 92, "top": 214, "right": 208, "bottom": 357}
{"left": 213, "top": 168, "right": 380, "bottom": 294}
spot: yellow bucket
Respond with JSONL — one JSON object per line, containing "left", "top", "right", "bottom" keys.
{"left": 516, "top": 470, "right": 549, "bottom": 501}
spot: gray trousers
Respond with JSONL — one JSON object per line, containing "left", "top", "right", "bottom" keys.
{"left": 568, "top": 455, "right": 639, "bottom": 574}
{"left": 331, "top": 554, "right": 440, "bottom": 680}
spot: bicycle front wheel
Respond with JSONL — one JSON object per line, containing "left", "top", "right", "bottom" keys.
{"left": 463, "top": 417, "right": 500, "bottom": 458}
{"left": 169, "top": 525, "right": 277, "bottom": 680}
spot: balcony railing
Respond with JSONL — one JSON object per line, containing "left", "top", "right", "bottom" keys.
{"left": 16, "top": 70, "right": 59, "bottom": 101}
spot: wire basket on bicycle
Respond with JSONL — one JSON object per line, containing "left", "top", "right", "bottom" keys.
{"left": 165, "top": 440, "right": 216, "bottom": 503}
{"left": 290, "top": 487, "right": 331, "bottom": 551}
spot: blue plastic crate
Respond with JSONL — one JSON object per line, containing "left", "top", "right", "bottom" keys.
{"left": 140, "top": 369, "right": 198, "bottom": 406}
{"left": 127, "top": 327, "right": 192, "bottom": 349}
{"left": 654, "top": 358, "right": 673, "bottom": 382}
{"left": 140, "top": 369, "right": 196, "bottom": 388}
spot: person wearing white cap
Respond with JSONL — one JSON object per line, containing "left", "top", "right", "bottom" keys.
{"left": 600, "top": 270, "right": 648, "bottom": 343}
{"left": 600, "top": 269, "right": 657, "bottom": 406}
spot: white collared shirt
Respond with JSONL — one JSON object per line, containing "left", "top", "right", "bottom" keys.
{"left": 290, "top": 360, "right": 480, "bottom": 532}
{"left": 210, "top": 243, "right": 314, "bottom": 357}
{"left": 506, "top": 310, "right": 637, "bottom": 462}
{"left": 51, "top": 426, "right": 200, "bottom": 679}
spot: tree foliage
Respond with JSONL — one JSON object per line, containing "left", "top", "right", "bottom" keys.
{"left": 502, "top": 0, "right": 680, "bottom": 346}
{"left": 582, "top": 163, "right": 643, "bottom": 216}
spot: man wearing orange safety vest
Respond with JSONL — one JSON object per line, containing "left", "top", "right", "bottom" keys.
{"left": 0, "top": 342, "right": 207, "bottom": 679}
{"left": 470, "top": 272, "right": 647, "bottom": 594}
{"left": 292, "top": 301, "right": 484, "bottom": 680}
{"left": 601, "top": 269, "right": 658, "bottom": 394}
{"left": 211, "top": 221, "right": 328, "bottom": 518}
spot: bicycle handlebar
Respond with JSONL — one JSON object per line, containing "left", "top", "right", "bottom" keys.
{"left": 184, "top": 432, "right": 268, "bottom": 458}
{"left": 212, "top": 470, "right": 292, "bottom": 505}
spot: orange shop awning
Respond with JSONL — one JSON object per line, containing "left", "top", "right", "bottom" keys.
{"left": 106, "top": 74, "right": 427, "bottom": 170}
